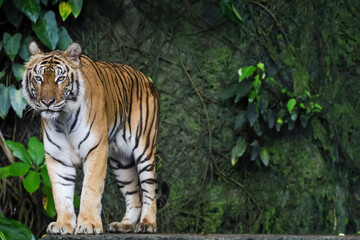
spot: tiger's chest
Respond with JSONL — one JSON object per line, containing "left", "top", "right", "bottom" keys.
{"left": 43, "top": 104, "right": 100, "bottom": 166}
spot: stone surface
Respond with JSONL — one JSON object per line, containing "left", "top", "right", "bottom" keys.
{"left": 41, "top": 234, "right": 359, "bottom": 240}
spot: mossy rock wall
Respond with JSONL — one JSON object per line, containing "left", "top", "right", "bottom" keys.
{"left": 64, "top": 0, "right": 360, "bottom": 234}
{"left": 2, "top": 0, "right": 360, "bottom": 236}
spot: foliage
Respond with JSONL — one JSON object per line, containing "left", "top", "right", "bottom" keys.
{"left": 0, "top": 214, "right": 35, "bottom": 240}
{"left": 0, "top": 0, "right": 81, "bottom": 119}
{"left": 0, "top": 137, "right": 56, "bottom": 218}
{"left": 223, "top": 63, "right": 322, "bottom": 167}
{"left": 0, "top": 2, "right": 83, "bottom": 236}
{"left": 1, "top": 0, "right": 360, "bottom": 236}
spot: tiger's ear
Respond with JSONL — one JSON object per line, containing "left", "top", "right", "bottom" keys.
{"left": 29, "top": 41, "right": 42, "bottom": 56}
{"left": 65, "top": 42, "right": 82, "bottom": 63}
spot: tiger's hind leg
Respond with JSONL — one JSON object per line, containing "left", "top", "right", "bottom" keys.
{"left": 108, "top": 156, "right": 142, "bottom": 233}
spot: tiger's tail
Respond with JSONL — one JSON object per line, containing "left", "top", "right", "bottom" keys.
{"left": 156, "top": 181, "right": 170, "bottom": 209}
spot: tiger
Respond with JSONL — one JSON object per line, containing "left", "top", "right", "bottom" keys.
{"left": 22, "top": 41, "right": 168, "bottom": 235}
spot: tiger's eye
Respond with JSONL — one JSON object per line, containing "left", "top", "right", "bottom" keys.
{"left": 57, "top": 76, "right": 66, "bottom": 83}
{"left": 34, "top": 76, "right": 42, "bottom": 83}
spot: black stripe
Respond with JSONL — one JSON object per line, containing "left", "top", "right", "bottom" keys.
{"left": 45, "top": 152, "right": 72, "bottom": 167}
{"left": 57, "top": 173, "right": 76, "bottom": 182}
{"left": 42, "top": 56, "right": 53, "bottom": 61}
{"left": 140, "top": 178, "right": 156, "bottom": 184}
{"left": 83, "top": 138, "right": 101, "bottom": 162}
{"left": 125, "top": 190, "right": 138, "bottom": 195}
{"left": 109, "top": 110, "right": 118, "bottom": 140}
{"left": 67, "top": 77, "right": 80, "bottom": 101}
{"left": 145, "top": 195, "right": 155, "bottom": 201}
{"left": 142, "top": 93, "right": 149, "bottom": 136}
{"left": 59, "top": 182, "right": 73, "bottom": 186}
{"left": 139, "top": 152, "right": 153, "bottom": 164}
{"left": 138, "top": 164, "right": 154, "bottom": 175}
{"left": 116, "top": 179, "right": 133, "bottom": 185}
{"left": 45, "top": 130, "right": 61, "bottom": 150}
{"left": 109, "top": 157, "right": 135, "bottom": 170}
{"left": 69, "top": 107, "right": 81, "bottom": 133}
{"left": 78, "top": 113, "right": 96, "bottom": 149}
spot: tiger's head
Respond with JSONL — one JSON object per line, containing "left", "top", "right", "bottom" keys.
{"left": 22, "top": 42, "right": 84, "bottom": 119}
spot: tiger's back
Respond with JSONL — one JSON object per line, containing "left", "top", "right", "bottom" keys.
{"left": 22, "top": 42, "right": 161, "bottom": 235}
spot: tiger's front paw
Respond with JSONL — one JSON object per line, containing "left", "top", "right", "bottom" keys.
{"left": 46, "top": 221, "right": 75, "bottom": 235}
{"left": 75, "top": 218, "right": 103, "bottom": 235}
{"left": 108, "top": 222, "right": 135, "bottom": 233}
{"left": 135, "top": 221, "right": 157, "bottom": 233}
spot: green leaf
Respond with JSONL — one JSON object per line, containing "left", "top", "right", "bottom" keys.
{"left": 258, "top": 91, "right": 269, "bottom": 114}
{"left": 287, "top": 98, "right": 297, "bottom": 113}
{"left": 0, "top": 71, "right": 5, "bottom": 80}
{"left": 250, "top": 140, "right": 260, "bottom": 161}
{"left": 28, "top": 137, "right": 45, "bottom": 165}
{"left": 0, "top": 84, "right": 12, "bottom": 118}
{"left": 260, "top": 148, "right": 270, "bottom": 167}
{"left": 219, "top": 0, "right": 240, "bottom": 23}
{"left": 253, "top": 121, "right": 262, "bottom": 137}
{"left": 23, "top": 171, "right": 41, "bottom": 194}
{"left": 68, "top": 0, "right": 82, "bottom": 18}
{"left": 59, "top": 1, "right": 72, "bottom": 21}
{"left": 0, "top": 0, "right": 3, "bottom": 7}
{"left": 0, "top": 166, "right": 11, "bottom": 179}
{"left": 0, "top": 230, "right": 5, "bottom": 240}
{"left": 6, "top": 140, "right": 32, "bottom": 164}
{"left": 263, "top": 109, "right": 275, "bottom": 129}
{"left": 290, "top": 109, "right": 298, "bottom": 121}
{"left": 33, "top": 11, "right": 59, "bottom": 50}
{"left": 257, "top": 62, "right": 265, "bottom": 72}
{"left": 300, "top": 114, "right": 309, "bottom": 128}
{"left": 40, "top": 166, "right": 51, "bottom": 187}
{"left": 231, "top": 4, "right": 242, "bottom": 22}
{"left": 42, "top": 185, "right": 56, "bottom": 217}
{"left": 9, "top": 87, "right": 27, "bottom": 118}
{"left": 234, "top": 111, "right": 247, "bottom": 130}
{"left": 9, "top": 162, "right": 31, "bottom": 177}
{"left": 57, "top": 27, "right": 73, "bottom": 51}
{"left": 252, "top": 75, "right": 261, "bottom": 94}
{"left": 231, "top": 137, "right": 247, "bottom": 166}
{"left": 221, "top": 83, "right": 239, "bottom": 100}
{"left": 19, "top": 36, "right": 33, "bottom": 62}
{"left": 3, "top": 32, "right": 22, "bottom": 62}
{"left": 315, "top": 103, "right": 323, "bottom": 111}
{"left": 3, "top": 0, "right": 24, "bottom": 27}
{"left": 41, "top": 0, "right": 48, "bottom": 6}
{"left": 248, "top": 90, "right": 256, "bottom": 103}
{"left": 238, "top": 65, "right": 257, "bottom": 82}
{"left": 0, "top": 215, "right": 35, "bottom": 240}
{"left": 13, "top": 0, "right": 40, "bottom": 23}
{"left": 234, "top": 81, "right": 252, "bottom": 103}
{"left": 247, "top": 102, "right": 258, "bottom": 127}
{"left": 12, "top": 63, "right": 26, "bottom": 82}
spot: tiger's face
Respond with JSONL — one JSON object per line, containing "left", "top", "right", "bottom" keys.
{"left": 22, "top": 42, "right": 83, "bottom": 119}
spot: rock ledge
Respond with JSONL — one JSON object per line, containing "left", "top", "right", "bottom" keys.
{"left": 41, "top": 234, "right": 359, "bottom": 240}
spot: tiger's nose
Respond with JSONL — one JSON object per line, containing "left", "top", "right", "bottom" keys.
{"left": 41, "top": 98, "right": 55, "bottom": 107}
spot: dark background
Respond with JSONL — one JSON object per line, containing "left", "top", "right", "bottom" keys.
{"left": 1, "top": 0, "right": 360, "bottom": 237}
